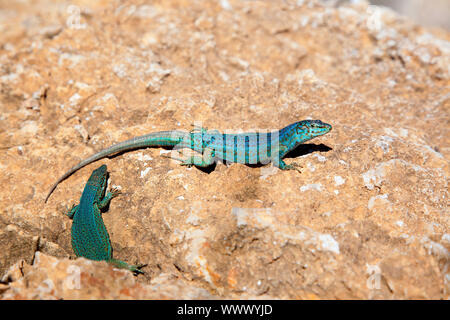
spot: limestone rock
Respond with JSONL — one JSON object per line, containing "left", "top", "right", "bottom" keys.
{"left": 0, "top": 0, "right": 448, "bottom": 299}
{"left": 1, "top": 252, "right": 217, "bottom": 299}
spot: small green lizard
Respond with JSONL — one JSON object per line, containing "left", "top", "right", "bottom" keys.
{"left": 65, "top": 164, "right": 144, "bottom": 274}
{"left": 46, "top": 120, "right": 332, "bottom": 202}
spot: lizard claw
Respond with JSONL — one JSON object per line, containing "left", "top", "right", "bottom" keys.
{"left": 180, "top": 162, "right": 193, "bottom": 167}
{"left": 285, "top": 162, "right": 302, "bottom": 173}
{"left": 64, "top": 203, "right": 78, "bottom": 219}
{"left": 109, "top": 187, "right": 122, "bottom": 197}
{"left": 161, "top": 153, "right": 185, "bottom": 162}
{"left": 190, "top": 124, "right": 208, "bottom": 134}
{"left": 161, "top": 153, "right": 197, "bottom": 167}
{"left": 132, "top": 263, "right": 147, "bottom": 275}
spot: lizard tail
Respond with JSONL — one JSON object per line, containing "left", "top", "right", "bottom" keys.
{"left": 44, "top": 130, "right": 189, "bottom": 203}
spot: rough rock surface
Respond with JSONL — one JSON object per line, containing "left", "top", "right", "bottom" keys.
{"left": 1, "top": 252, "right": 218, "bottom": 299}
{"left": 0, "top": 0, "right": 448, "bottom": 299}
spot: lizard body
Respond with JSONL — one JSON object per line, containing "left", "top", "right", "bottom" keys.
{"left": 46, "top": 120, "right": 331, "bottom": 202}
{"left": 65, "top": 164, "right": 144, "bottom": 274}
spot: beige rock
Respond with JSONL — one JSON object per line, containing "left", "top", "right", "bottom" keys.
{"left": 1, "top": 252, "right": 218, "bottom": 299}
{"left": 0, "top": 0, "right": 448, "bottom": 299}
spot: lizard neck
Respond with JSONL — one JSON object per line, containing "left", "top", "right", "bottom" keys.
{"left": 278, "top": 125, "right": 300, "bottom": 157}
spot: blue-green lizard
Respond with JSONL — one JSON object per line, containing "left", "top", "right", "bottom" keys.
{"left": 46, "top": 120, "right": 332, "bottom": 202}
{"left": 65, "top": 164, "right": 144, "bottom": 274}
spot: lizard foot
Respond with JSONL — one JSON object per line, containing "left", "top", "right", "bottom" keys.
{"left": 131, "top": 263, "right": 147, "bottom": 275}
{"left": 65, "top": 203, "right": 78, "bottom": 219}
{"left": 161, "top": 153, "right": 198, "bottom": 167}
{"left": 108, "top": 259, "right": 146, "bottom": 275}
{"left": 109, "top": 187, "right": 122, "bottom": 197}
{"left": 179, "top": 161, "right": 194, "bottom": 167}
{"left": 190, "top": 124, "right": 208, "bottom": 134}
{"left": 285, "top": 162, "right": 302, "bottom": 173}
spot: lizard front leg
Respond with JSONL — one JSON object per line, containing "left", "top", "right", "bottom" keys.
{"left": 275, "top": 158, "right": 302, "bottom": 172}
{"left": 190, "top": 124, "right": 208, "bottom": 134}
{"left": 97, "top": 187, "right": 121, "bottom": 211}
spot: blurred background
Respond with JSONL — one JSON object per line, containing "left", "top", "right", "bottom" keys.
{"left": 362, "top": 0, "right": 449, "bottom": 30}
{"left": 0, "top": 0, "right": 448, "bottom": 30}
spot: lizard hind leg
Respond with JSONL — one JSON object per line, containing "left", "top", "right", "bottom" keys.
{"left": 108, "top": 258, "right": 146, "bottom": 275}
{"left": 160, "top": 152, "right": 194, "bottom": 167}
{"left": 190, "top": 124, "right": 208, "bottom": 134}
{"left": 190, "top": 124, "right": 222, "bottom": 136}
{"left": 65, "top": 204, "right": 79, "bottom": 219}
{"left": 161, "top": 147, "right": 216, "bottom": 168}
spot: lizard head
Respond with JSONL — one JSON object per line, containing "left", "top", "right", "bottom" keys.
{"left": 302, "top": 119, "right": 331, "bottom": 136}
{"left": 277, "top": 120, "right": 332, "bottom": 158}
{"left": 292, "top": 120, "right": 332, "bottom": 143}
{"left": 89, "top": 164, "right": 109, "bottom": 197}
